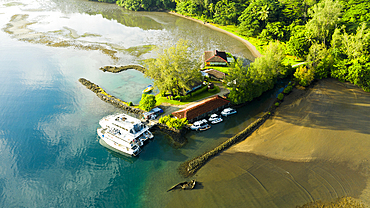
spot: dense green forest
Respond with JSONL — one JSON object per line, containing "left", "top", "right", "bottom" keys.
{"left": 93, "top": 0, "right": 370, "bottom": 103}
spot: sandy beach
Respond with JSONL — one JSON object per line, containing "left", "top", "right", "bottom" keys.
{"left": 165, "top": 79, "right": 370, "bottom": 207}
{"left": 167, "top": 12, "right": 262, "bottom": 60}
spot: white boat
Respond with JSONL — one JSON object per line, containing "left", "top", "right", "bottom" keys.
{"left": 208, "top": 114, "right": 223, "bottom": 124}
{"left": 221, "top": 108, "right": 237, "bottom": 117}
{"left": 97, "top": 113, "right": 153, "bottom": 156}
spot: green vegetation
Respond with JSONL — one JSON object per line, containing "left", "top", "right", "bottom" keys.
{"left": 139, "top": 94, "right": 156, "bottom": 111}
{"left": 93, "top": 0, "right": 370, "bottom": 97}
{"left": 277, "top": 93, "right": 284, "bottom": 100}
{"left": 294, "top": 65, "right": 315, "bottom": 87}
{"left": 283, "top": 85, "right": 293, "bottom": 94}
{"left": 159, "top": 115, "right": 188, "bottom": 130}
{"left": 155, "top": 85, "right": 220, "bottom": 105}
{"left": 225, "top": 41, "right": 288, "bottom": 105}
{"left": 144, "top": 39, "right": 202, "bottom": 96}
{"left": 274, "top": 102, "right": 280, "bottom": 107}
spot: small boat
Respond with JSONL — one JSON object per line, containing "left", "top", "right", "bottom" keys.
{"left": 198, "top": 124, "right": 211, "bottom": 131}
{"left": 211, "top": 117, "right": 223, "bottom": 124}
{"left": 209, "top": 114, "right": 223, "bottom": 124}
{"left": 221, "top": 108, "right": 237, "bottom": 117}
{"left": 190, "top": 119, "right": 209, "bottom": 131}
{"left": 167, "top": 180, "right": 196, "bottom": 192}
{"left": 142, "top": 85, "right": 154, "bottom": 93}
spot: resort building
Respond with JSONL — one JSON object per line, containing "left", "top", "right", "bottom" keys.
{"left": 202, "top": 69, "right": 227, "bottom": 81}
{"left": 172, "top": 95, "right": 230, "bottom": 122}
{"left": 204, "top": 50, "right": 228, "bottom": 66}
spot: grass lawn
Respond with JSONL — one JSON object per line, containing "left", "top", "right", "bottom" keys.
{"left": 155, "top": 86, "right": 221, "bottom": 106}
{"left": 216, "top": 25, "right": 268, "bottom": 54}
{"left": 282, "top": 55, "right": 305, "bottom": 66}
{"left": 203, "top": 66, "right": 230, "bottom": 74}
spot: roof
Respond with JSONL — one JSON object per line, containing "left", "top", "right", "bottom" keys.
{"left": 204, "top": 50, "right": 228, "bottom": 63}
{"left": 203, "top": 69, "right": 226, "bottom": 79}
{"left": 172, "top": 95, "right": 230, "bottom": 121}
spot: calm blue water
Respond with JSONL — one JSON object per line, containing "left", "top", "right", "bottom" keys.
{"left": 0, "top": 1, "right": 281, "bottom": 207}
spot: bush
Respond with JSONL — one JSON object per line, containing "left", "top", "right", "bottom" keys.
{"left": 139, "top": 94, "right": 156, "bottom": 111}
{"left": 277, "top": 93, "right": 284, "bottom": 101}
{"left": 208, "top": 86, "right": 219, "bottom": 93}
{"left": 128, "top": 101, "right": 133, "bottom": 106}
{"left": 283, "top": 85, "right": 292, "bottom": 94}
{"left": 159, "top": 115, "right": 188, "bottom": 130}
{"left": 294, "top": 65, "right": 314, "bottom": 87}
{"left": 275, "top": 102, "right": 280, "bottom": 107}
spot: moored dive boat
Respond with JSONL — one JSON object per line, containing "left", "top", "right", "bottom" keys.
{"left": 142, "top": 85, "right": 154, "bottom": 93}
{"left": 97, "top": 113, "right": 153, "bottom": 156}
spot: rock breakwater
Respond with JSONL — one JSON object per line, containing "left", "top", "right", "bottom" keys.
{"left": 150, "top": 123, "right": 188, "bottom": 147}
{"left": 99, "top": 65, "right": 146, "bottom": 73}
{"left": 78, "top": 78, "right": 145, "bottom": 116}
{"left": 179, "top": 111, "right": 272, "bottom": 177}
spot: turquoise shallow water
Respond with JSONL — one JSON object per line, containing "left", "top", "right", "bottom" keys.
{"left": 0, "top": 1, "right": 281, "bottom": 207}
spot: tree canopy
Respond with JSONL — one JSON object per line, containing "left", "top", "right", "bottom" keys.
{"left": 139, "top": 94, "right": 156, "bottom": 111}
{"left": 144, "top": 39, "right": 202, "bottom": 96}
{"left": 225, "top": 41, "right": 287, "bottom": 104}
{"left": 92, "top": 0, "right": 370, "bottom": 96}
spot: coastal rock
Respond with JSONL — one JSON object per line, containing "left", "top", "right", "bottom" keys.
{"left": 78, "top": 78, "right": 145, "bottom": 116}
{"left": 151, "top": 123, "right": 188, "bottom": 147}
{"left": 179, "top": 111, "right": 272, "bottom": 177}
{"left": 99, "top": 65, "right": 146, "bottom": 73}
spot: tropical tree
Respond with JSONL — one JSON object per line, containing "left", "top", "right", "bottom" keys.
{"left": 305, "top": 0, "right": 343, "bottom": 45}
{"left": 144, "top": 39, "right": 202, "bottom": 96}
{"left": 224, "top": 59, "right": 254, "bottom": 104}
{"left": 294, "top": 65, "right": 315, "bottom": 87}
{"left": 238, "top": 0, "right": 282, "bottom": 37}
{"left": 287, "top": 26, "right": 311, "bottom": 58}
{"left": 213, "top": 0, "right": 238, "bottom": 25}
{"left": 139, "top": 94, "right": 156, "bottom": 111}
{"left": 225, "top": 41, "right": 287, "bottom": 104}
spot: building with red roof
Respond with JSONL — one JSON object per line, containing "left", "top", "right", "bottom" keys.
{"left": 204, "top": 50, "right": 228, "bottom": 66}
{"left": 172, "top": 95, "right": 230, "bottom": 122}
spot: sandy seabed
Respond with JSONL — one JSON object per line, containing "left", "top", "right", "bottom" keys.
{"left": 165, "top": 79, "right": 370, "bottom": 207}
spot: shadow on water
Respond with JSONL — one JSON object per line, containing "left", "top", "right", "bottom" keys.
{"left": 98, "top": 138, "right": 138, "bottom": 163}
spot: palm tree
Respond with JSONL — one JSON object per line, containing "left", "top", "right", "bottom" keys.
{"left": 258, "top": 5, "right": 269, "bottom": 21}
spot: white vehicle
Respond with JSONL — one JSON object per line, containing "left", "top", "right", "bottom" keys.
{"left": 190, "top": 119, "right": 211, "bottom": 131}
{"left": 221, "top": 108, "right": 237, "bottom": 117}
{"left": 97, "top": 113, "right": 153, "bottom": 156}
{"left": 208, "top": 114, "right": 223, "bottom": 124}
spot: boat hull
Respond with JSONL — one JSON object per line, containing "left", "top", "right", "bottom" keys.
{"left": 97, "top": 128, "right": 141, "bottom": 157}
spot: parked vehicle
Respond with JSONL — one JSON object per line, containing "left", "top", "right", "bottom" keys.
{"left": 208, "top": 114, "right": 223, "bottom": 124}
{"left": 143, "top": 107, "right": 163, "bottom": 120}
{"left": 221, "top": 108, "right": 237, "bottom": 117}
{"left": 190, "top": 119, "right": 211, "bottom": 131}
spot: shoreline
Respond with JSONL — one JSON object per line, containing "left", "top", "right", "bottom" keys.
{"left": 167, "top": 11, "right": 262, "bottom": 60}
{"left": 165, "top": 79, "right": 370, "bottom": 207}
